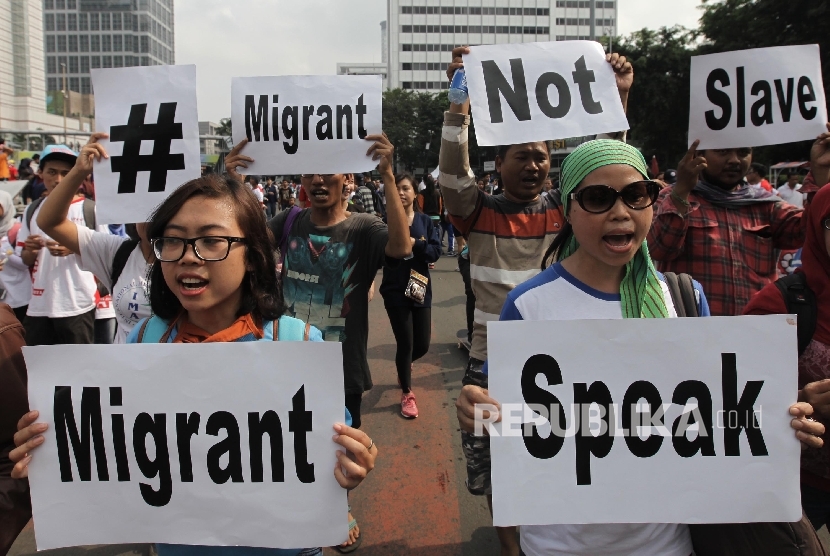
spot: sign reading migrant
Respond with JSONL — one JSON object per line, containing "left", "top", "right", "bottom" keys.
{"left": 463, "top": 41, "right": 629, "bottom": 146}
{"left": 23, "top": 342, "right": 348, "bottom": 551}
{"left": 231, "top": 75, "right": 383, "bottom": 174}
{"left": 486, "top": 315, "right": 801, "bottom": 527}
{"left": 688, "top": 45, "right": 828, "bottom": 149}
{"left": 91, "top": 65, "right": 201, "bottom": 225}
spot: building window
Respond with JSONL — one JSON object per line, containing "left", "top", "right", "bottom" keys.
{"left": 69, "top": 56, "right": 78, "bottom": 73}
{"left": 57, "top": 35, "right": 67, "bottom": 52}
{"left": 103, "top": 56, "right": 112, "bottom": 68}
{"left": 46, "top": 35, "right": 56, "bottom": 52}
{"left": 91, "top": 55, "right": 100, "bottom": 69}
{"left": 78, "top": 13, "right": 88, "bottom": 31}
{"left": 69, "top": 77, "right": 79, "bottom": 92}
{"left": 90, "top": 13, "right": 99, "bottom": 31}
{"left": 80, "top": 35, "right": 88, "bottom": 51}
{"left": 112, "top": 13, "right": 122, "bottom": 30}
{"left": 67, "top": 0, "right": 75, "bottom": 8}
{"left": 401, "top": 25, "right": 411, "bottom": 32}
{"left": 45, "top": 14, "right": 55, "bottom": 31}
{"left": 68, "top": 13, "right": 77, "bottom": 31}
{"left": 47, "top": 56, "right": 57, "bottom": 74}
{"left": 55, "top": 0, "right": 64, "bottom": 8}
{"left": 402, "top": 62, "right": 411, "bottom": 70}
{"left": 141, "top": 56, "right": 150, "bottom": 66}
{"left": 81, "top": 77, "right": 91, "bottom": 94}
{"left": 47, "top": 77, "right": 58, "bottom": 91}
{"left": 140, "top": 35, "right": 149, "bottom": 53}
{"left": 537, "top": 8, "right": 550, "bottom": 15}
{"left": 68, "top": 35, "right": 78, "bottom": 51}
{"left": 139, "top": 14, "right": 149, "bottom": 32}
{"left": 402, "top": 82, "right": 412, "bottom": 89}
{"left": 114, "top": 55, "right": 123, "bottom": 67}
{"left": 91, "top": 35, "right": 100, "bottom": 51}
{"left": 102, "top": 35, "right": 111, "bottom": 51}
{"left": 56, "top": 13, "right": 66, "bottom": 31}
{"left": 80, "top": 56, "right": 89, "bottom": 72}
{"left": 124, "top": 34, "right": 133, "bottom": 51}
{"left": 44, "top": 0, "right": 54, "bottom": 9}
{"left": 402, "top": 44, "right": 411, "bottom": 52}
{"left": 113, "top": 35, "right": 122, "bottom": 51}
{"left": 102, "top": 13, "right": 111, "bottom": 30}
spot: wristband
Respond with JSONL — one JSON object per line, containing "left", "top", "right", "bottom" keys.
{"left": 670, "top": 190, "right": 690, "bottom": 210}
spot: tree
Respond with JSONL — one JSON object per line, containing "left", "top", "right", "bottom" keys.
{"left": 216, "top": 118, "right": 232, "bottom": 137}
{"left": 616, "top": 26, "right": 699, "bottom": 171}
{"left": 698, "top": 0, "right": 830, "bottom": 169}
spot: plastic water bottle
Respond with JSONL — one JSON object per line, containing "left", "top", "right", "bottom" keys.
{"left": 448, "top": 68, "right": 468, "bottom": 104}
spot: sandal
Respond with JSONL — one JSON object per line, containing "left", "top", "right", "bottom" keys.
{"left": 334, "top": 507, "right": 362, "bottom": 553}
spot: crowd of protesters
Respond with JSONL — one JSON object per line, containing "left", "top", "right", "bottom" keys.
{"left": 2, "top": 46, "right": 830, "bottom": 556}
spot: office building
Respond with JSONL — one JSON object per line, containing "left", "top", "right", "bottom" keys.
{"left": 42, "top": 0, "right": 175, "bottom": 97}
{"left": 337, "top": 21, "right": 389, "bottom": 89}
{"left": 388, "top": 0, "right": 617, "bottom": 91}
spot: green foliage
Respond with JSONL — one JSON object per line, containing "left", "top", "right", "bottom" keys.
{"left": 216, "top": 118, "right": 232, "bottom": 137}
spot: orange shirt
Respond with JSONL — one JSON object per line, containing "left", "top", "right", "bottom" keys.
{"left": 0, "top": 153, "right": 9, "bottom": 179}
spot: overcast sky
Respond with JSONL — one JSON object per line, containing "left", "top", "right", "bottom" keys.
{"left": 175, "top": 0, "right": 705, "bottom": 123}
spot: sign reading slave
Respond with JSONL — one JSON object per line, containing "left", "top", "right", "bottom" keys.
{"left": 23, "top": 342, "right": 348, "bottom": 551}
{"left": 231, "top": 75, "right": 382, "bottom": 175}
{"left": 462, "top": 41, "right": 629, "bottom": 147}
{"left": 689, "top": 45, "right": 828, "bottom": 149}
{"left": 91, "top": 65, "right": 201, "bottom": 225}
{"left": 486, "top": 315, "right": 800, "bottom": 527}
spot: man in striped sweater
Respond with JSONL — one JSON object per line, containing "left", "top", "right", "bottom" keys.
{"left": 443, "top": 46, "right": 633, "bottom": 555}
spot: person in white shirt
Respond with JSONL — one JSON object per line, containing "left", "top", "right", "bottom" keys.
{"left": 777, "top": 172, "right": 804, "bottom": 208}
{"left": 35, "top": 134, "right": 154, "bottom": 344}
{"left": 0, "top": 191, "right": 30, "bottom": 322}
{"left": 16, "top": 145, "right": 108, "bottom": 345}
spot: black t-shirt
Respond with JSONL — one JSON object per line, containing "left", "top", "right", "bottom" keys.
{"left": 268, "top": 209, "right": 389, "bottom": 395}
{"left": 265, "top": 185, "right": 278, "bottom": 204}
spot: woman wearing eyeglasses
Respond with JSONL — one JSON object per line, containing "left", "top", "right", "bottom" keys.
{"left": 35, "top": 133, "right": 153, "bottom": 344}
{"left": 455, "top": 140, "right": 825, "bottom": 556}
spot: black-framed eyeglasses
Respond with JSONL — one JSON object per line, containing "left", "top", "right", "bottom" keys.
{"left": 300, "top": 173, "right": 336, "bottom": 180}
{"left": 570, "top": 181, "right": 661, "bottom": 214}
{"left": 152, "top": 236, "right": 246, "bottom": 262}
{"left": 823, "top": 217, "right": 830, "bottom": 231}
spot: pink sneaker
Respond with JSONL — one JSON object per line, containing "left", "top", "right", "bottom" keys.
{"left": 401, "top": 392, "right": 419, "bottom": 418}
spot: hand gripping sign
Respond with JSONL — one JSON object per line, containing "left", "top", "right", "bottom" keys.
{"left": 688, "top": 45, "right": 828, "bottom": 149}
{"left": 230, "top": 75, "right": 383, "bottom": 175}
{"left": 92, "top": 65, "right": 202, "bottom": 225}
{"left": 486, "top": 315, "right": 800, "bottom": 527}
{"left": 463, "top": 41, "right": 629, "bottom": 147}
{"left": 23, "top": 341, "right": 348, "bottom": 551}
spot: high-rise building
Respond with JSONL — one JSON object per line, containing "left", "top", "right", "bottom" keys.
{"left": 387, "top": 0, "right": 617, "bottom": 91}
{"left": 42, "top": 0, "right": 175, "bottom": 97}
{"left": 337, "top": 21, "right": 389, "bottom": 89}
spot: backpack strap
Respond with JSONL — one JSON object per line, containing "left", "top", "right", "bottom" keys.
{"left": 304, "top": 322, "right": 311, "bottom": 341}
{"left": 278, "top": 206, "right": 303, "bottom": 267}
{"left": 111, "top": 238, "right": 140, "bottom": 286}
{"left": 25, "top": 197, "right": 45, "bottom": 230}
{"left": 663, "top": 272, "right": 699, "bottom": 318}
{"left": 135, "top": 316, "right": 172, "bottom": 343}
{"left": 275, "top": 315, "right": 312, "bottom": 341}
{"left": 82, "top": 198, "right": 96, "bottom": 230}
{"left": 774, "top": 272, "right": 817, "bottom": 356}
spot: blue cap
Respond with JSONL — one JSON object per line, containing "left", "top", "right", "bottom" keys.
{"left": 39, "top": 144, "right": 78, "bottom": 167}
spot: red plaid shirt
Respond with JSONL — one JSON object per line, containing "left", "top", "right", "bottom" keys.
{"left": 648, "top": 173, "right": 823, "bottom": 316}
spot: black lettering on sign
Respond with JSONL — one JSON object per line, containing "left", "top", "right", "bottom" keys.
{"left": 206, "top": 411, "right": 244, "bottom": 484}
{"left": 775, "top": 78, "right": 795, "bottom": 122}
{"left": 176, "top": 412, "right": 200, "bottom": 482}
{"left": 736, "top": 66, "right": 746, "bottom": 128}
{"left": 521, "top": 354, "right": 566, "bottom": 459}
{"left": 482, "top": 58, "right": 532, "bottom": 123}
{"left": 356, "top": 95, "right": 368, "bottom": 139}
{"left": 245, "top": 94, "right": 269, "bottom": 142}
{"left": 249, "top": 411, "right": 285, "bottom": 483}
{"left": 109, "top": 102, "right": 185, "bottom": 194}
{"left": 316, "top": 105, "right": 334, "bottom": 140}
{"left": 750, "top": 80, "right": 773, "bottom": 127}
{"left": 621, "top": 381, "right": 664, "bottom": 458}
{"left": 133, "top": 412, "right": 172, "bottom": 507}
{"left": 289, "top": 386, "right": 315, "bottom": 484}
{"left": 671, "top": 380, "right": 715, "bottom": 458}
{"left": 282, "top": 106, "right": 299, "bottom": 156}
{"left": 573, "top": 381, "right": 614, "bottom": 486}
{"left": 271, "top": 95, "right": 280, "bottom": 141}
{"left": 798, "top": 76, "right": 818, "bottom": 120}
{"left": 110, "top": 387, "right": 131, "bottom": 482}
{"left": 571, "top": 55, "right": 603, "bottom": 115}
{"left": 721, "top": 353, "right": 767, "bottom": 456}
{"left": 55, "top": 386, "right": 109, "bottom": 482}
{"left": 535, "top": 72, "right": 572, "bottom": 119}
{"left": 705, "top": 68, "right": 732, "bottom": 131}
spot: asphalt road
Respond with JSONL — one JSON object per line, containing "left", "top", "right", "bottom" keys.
{"left": 8, "top": 254, "right": 499, "bottom": 556}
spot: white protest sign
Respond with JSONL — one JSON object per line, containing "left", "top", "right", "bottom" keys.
{"left": 24, "top": 342, "right": 348, "bottom": 551}
{"left": 487, "top": 315, "right": 800, "bottom": 527}
{"left": 689, "top": 45, "right": 828, "bottom": 149}
{"left": 231, "top": 75, "right": 382, "bottom": 174}
{"left": 92, "top": 65, "right": 201, "bottom": 225}
{"left": 463, "top": 41, "right": 629, "bottom": 147}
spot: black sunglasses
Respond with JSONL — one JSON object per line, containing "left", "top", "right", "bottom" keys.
{"left": 152, "top": 236, "right": 246, "bottom": 262}
{"left": 823, "top": 217, "right": 830, "bottom": 231}
{"left": 570, "top": 181, "right": 661, "bottom": 214}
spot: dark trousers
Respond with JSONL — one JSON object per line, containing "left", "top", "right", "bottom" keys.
{"left": 94, "top": 317, "right": 116, "bottom": 344}
{"left": 458, "top": 254, "right": 475, "bottom": 342}
{"left": 345, "top": 393, "right": 362, "bottom": 429}
{"left": 385, "top": 304, "right": 431, "bottom": 393}
{"left": 11, "top": 305, "right": 27, "bottom": 324}
{"left": 24, "top": 308, "right": 95, "bottom": 346}
{"left": 441, "top": 221, "right": 455, "bottom": 252}
{"left": 802, "top": 482, "right": 830, "bottom": 531}
{"left": 0, "top": 454, "right": 31, "bottom": 556}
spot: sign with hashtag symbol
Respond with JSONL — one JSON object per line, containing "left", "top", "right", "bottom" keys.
{"left": 92, "top": 65, "right": 200, "bottom": 224}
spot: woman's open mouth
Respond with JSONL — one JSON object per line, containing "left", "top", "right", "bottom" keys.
{"left": 603, "top": 233, "right": 635, "bottom": 253}
{"left": 179, "top": 277, "right": 209, "bottom": 296}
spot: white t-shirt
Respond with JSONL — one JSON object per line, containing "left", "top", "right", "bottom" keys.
{"left": 77, "top": 225, "right": 152, "bottom": 344}
{"left": 15, "top": 198, "right": 108, "bottom": 318}
{"left": 0, "top": 233, "right": 32, "bottom": 309}
{"left": 498, "top": 262, "right": 694, "bottom": 556}
{"left": 777, "top": 183, "right": 804, "bottom": 208}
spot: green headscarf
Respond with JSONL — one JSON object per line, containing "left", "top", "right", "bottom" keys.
{"left": 558, "top": 139, "right": 668, "bottom": 319}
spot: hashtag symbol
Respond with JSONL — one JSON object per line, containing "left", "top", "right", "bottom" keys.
{"left": 109, "top": 102, "right": 186, "bottom": 194}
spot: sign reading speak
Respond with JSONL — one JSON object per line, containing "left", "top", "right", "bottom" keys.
{"left": 92, "top": 65, "right": 201, "bottom": 225}
{"left": 23, "top": 342, "right": 348, "bottom": 551}
{"left": 486, "top": 315, "right": 800, "bottom": 527}
{"left": 463, "top": 41, "right": 629, "bottom": 146}
{"left": 689, "top": 45, "right": 828, "bottom": 149}
{"left": 231, "top": 75, "right": 382, "bottom": 175}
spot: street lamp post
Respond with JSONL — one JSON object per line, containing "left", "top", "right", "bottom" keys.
{"left": 61, "top": 62, "right": 68, "bottom": 143}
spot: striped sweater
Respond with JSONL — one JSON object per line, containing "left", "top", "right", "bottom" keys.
{"left": 439, "top": 111, "right": 565, "bottom": 361}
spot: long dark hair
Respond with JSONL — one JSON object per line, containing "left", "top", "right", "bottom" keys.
{"left": 395, "top": 172, "right": 420, "bottom": 213}
{"left": 542, "top": 221, "right": 573, "bottom": 270}
{"left": 421, "top": 174, "right": 440, "bottom": 215}
{"left": 146, "top": 174, "right": 286, "bottom": 322}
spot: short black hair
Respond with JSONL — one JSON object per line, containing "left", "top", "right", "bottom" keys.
{"left": 32, "top": 154, "right": 40, "bottom": 161}
{"left": 495, "top": 141, "right": 553, "bottom": 160}
{"left": 749, "top": 163, "right": 767, "bottom": 177}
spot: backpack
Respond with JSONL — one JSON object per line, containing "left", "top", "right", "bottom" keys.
{"left": 110, "top": 238, "right": 140, "bottom": 286}
{"left": 134, "top": 314, "right": 311, "bottom": 343}
{"left": 662, "top": 272, "right": 699, "bottom": 318}
{"left": 774, "top": 272, "right": 817, "bottom": 356}
{"left": 278, "top": 206, "right": 303, "bottom": 267}
{"left": 25, "top": 196, "right": 96, "bottom": 231}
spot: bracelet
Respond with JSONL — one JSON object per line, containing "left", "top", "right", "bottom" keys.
{"left": 670, "top": 190, "right": 691, "bottom": 209}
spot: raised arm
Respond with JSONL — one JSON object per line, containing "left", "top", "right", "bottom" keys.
{"left": 36, "top": 133, "right": 109, "bottom": 255}
{"left": 366, "top": 134, "right": 412, "bottom": 259}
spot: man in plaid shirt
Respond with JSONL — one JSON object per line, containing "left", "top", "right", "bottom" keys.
{"left": 648, "top": 124, "right": 830, "bottom": 316}
{"left": 355, "top": 174, "right": 376, "bottom": 215}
